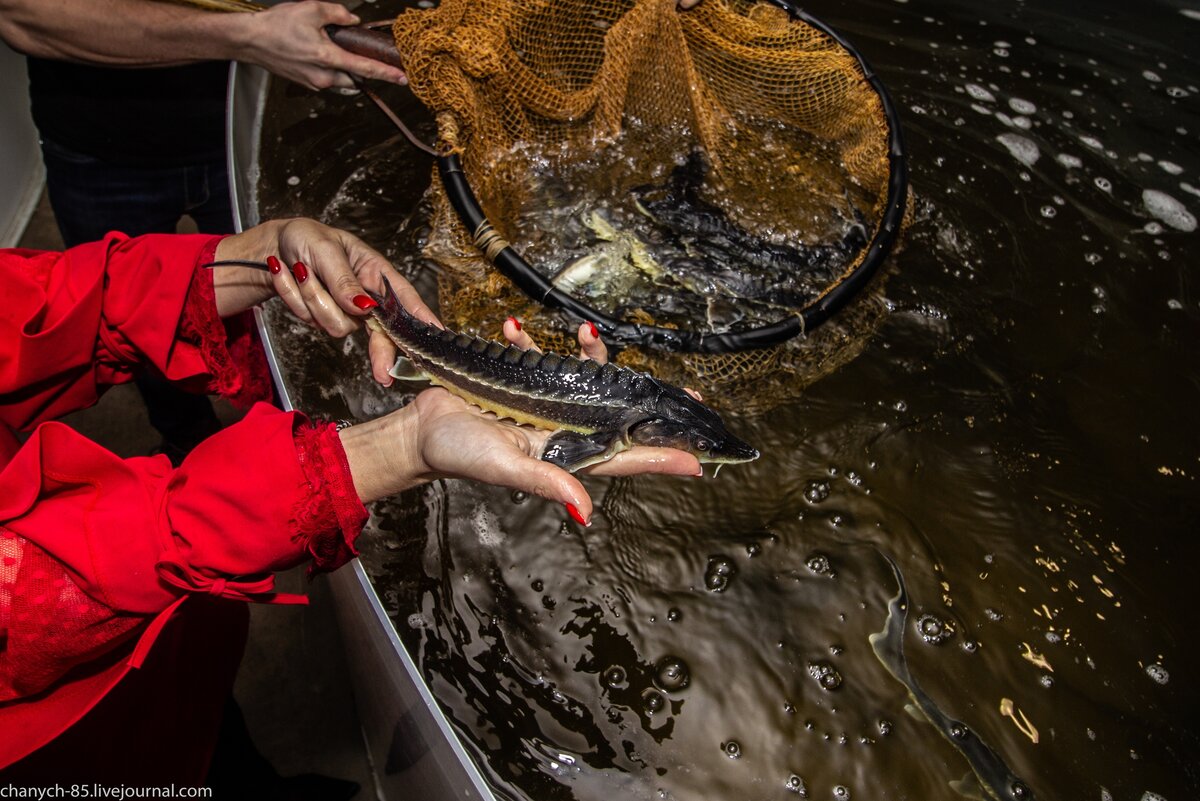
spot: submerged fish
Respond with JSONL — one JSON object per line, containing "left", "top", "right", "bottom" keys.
{"left": 871, "top": 553, "right": 1034, "bottom": 801}
{"left": 551, "top": 210, "right": 662, "bottom": 299}
{"left": 366, "top": 282, "right": 760, "bottom": 472}
{"left": 633, "top": 150, "right": 868, "bottom": 281}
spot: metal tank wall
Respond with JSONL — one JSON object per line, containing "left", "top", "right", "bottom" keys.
{"left": 0, "top": 42, "right": 45, "bottom": 247}
{"left": 227, "top": 62, "right": 498, "bottom": 801}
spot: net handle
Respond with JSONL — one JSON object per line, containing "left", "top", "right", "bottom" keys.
{"left": 437, "top": 0, "right": 908, "bottom": 355}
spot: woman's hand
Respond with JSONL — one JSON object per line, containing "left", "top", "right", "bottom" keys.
{"left": 340, "top": 318, "right": 702, "bottom": 524}
{"left": 210, "top": 217, "right": 438, "bottom": 385}
{"left": 340, "top": 388, "right": 701, "bottom": 525}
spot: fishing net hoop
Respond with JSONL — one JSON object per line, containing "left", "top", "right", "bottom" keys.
{"left": 407, "top": 0, "right": 907, "bottom": 355}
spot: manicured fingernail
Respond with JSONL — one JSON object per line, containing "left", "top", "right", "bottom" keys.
{"left": 292, "top": 261, "right": 308, "bottom": 283}
{"left": 267, "top": 255, "right": 282, "bottom": 275}
{"left": 586, "top": 321, "right": 599, "bottom": 339}
{"left": 565, "top": 502, "right": 590, "bottom": 527}
{"left": 352, "top": 294, "right": 379, "bottom": 310}
{"left": 507, "top": 316, "right": 522, "bottom": 331}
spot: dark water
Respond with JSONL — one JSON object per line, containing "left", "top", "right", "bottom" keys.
{"left": 255, "top": 0, "right": 1200, "bottom": 798}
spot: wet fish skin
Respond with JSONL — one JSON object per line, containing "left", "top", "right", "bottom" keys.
{"left": 366, "top": 282, "right": 760, "bottom": 472}
{"left": 633, "top": 150, "right": 867, "bottom": 276}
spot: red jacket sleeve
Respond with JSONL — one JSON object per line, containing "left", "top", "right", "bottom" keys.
{"left": 0, "top": 235, "right": 369, "bottom": 714}
{"left": 0, "top": 233, "right": 266, "bottom": 431}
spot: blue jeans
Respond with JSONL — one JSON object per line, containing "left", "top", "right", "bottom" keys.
{"left": 40, "top": 137, "right": 234, "bottom": 448}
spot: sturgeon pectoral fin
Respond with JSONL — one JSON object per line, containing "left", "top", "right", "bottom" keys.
{"left": 541, "top": 429, "right": 625, "bottom": 472}
{"left": 388, "top": 355, "right": 426, "bottom": 381}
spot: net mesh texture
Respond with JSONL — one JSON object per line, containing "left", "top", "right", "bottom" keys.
{"left": 392, "top": 0, "right": 901, "bottom": 411}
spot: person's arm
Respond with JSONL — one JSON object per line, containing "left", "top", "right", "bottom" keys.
{"left": 0, "top": 0, "right": 405, "bottom": 89}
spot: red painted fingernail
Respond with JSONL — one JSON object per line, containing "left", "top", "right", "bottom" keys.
{"left": 586, "top": 321, "right": 599, "bottom": 339}
{"left": 266, "top": 255, "right": 282, "bottom": 275}
{"left": 352, "top": 294, "right": 379, "bottom": 310}
{"left": 292, "top": 261, "right": 308, "bottom": 283}
{"left": 507, "top": 316, "right": 522, "bottom": 331}
{"left": 565, "top": 502, "right": 589, "bottom": 527}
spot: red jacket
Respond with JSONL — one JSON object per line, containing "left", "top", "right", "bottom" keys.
{"left": 0, "top": 233, "right": 367, "bottom": 777}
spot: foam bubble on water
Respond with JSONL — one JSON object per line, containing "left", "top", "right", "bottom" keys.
{"left": 1145, "top": 663, "right": 1169, "bottom": 684}
{"left": 705, "top": 555, "right": 737, "bottom": 592}
{"left": 1009, "top": 97, "right": 1037, "bottom": 114}
{"left": 1079, "top": 135, "right": 1104, "bottom": 151}
{"left": 997, "top": 133, "right": 1040, "bottom": 166}
{"left": 1181, "top": 8, "right": 1200, "bottom": 21}
{"left": 1140, "top": 793, "right": 1168, "bottom": 801}
{"left": 1166, "top": 86, "right": 1190, "bottom": 98}
{"left": 971, "top": 103, "right": 995, "bottom": 116}
{"left": 1012, "top": 116, "right": 1032, "bottom": 130}
{"left": 1041, "top": 206, "right": 1057, "bottom": 218}
{"left": 1057, "top": 153, "right": 1083, "bottom": 169}
{"left": 1182, "top": 182, "right": 1200, "bottom": 198}
{"left": 1143, "top": 190, "right": 1197, "bottom": 232}
{"left": 655, "top": 656, "right": 691, "bottom": 692}
{"left": 471, "top": 503, "right": 505, "bottom": 546}
{"left": 805, "top": 480, "right": 831, "bottom": 503}
{"left": 1167, "top": 299, "right": 1183, "bottom": 310}
{"left": 1143, "top": 70, "right": 1162, "bottom": 83}
{"left": 1094, "top": 177, "right": 1113, "bottom": 193}
{"left": 286, "top": 175, "right": 301, "bottom": 186}
{"left": 1158, "top": 160, "right": 1184, "bottom": 175}
{"left": 966, "top": 83, "right": 996, "bottom": 102}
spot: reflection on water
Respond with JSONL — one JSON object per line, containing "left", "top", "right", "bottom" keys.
{"left": 256, "top": 0, "right": 1199, "bottom": 798}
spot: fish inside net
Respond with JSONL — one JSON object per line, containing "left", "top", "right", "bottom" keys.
{"left": 390, "top": 0, "right": 905, "bottom": 410}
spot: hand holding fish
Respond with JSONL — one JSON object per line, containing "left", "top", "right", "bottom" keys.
{"left": 210, "top": 216, "right": 438, "bottom": 385}
{"left": 339, "top": 387, "right": 703, "bottom": 526}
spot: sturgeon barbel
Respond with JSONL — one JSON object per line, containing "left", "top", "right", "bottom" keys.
{"left": 366, "top": 283, "right": 759, "bottom": 472}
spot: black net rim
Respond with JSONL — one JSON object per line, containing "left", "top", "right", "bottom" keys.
{"left": 437, "top": 0, "right": 908, "bottom": 355}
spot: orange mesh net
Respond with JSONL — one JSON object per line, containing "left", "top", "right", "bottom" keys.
{"left": 392, "top": 0, "right": 902, "bottom": 410}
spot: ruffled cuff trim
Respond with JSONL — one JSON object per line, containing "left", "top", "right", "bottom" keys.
{"left": 178, "top": 238, "right": 274, "bottom": 408}
{"left": 291, "top": 420, "right": 368, "bottom": 576}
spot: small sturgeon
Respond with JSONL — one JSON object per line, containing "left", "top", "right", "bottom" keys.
{"left": 871, "top": 553, "right": 1034, "bottom": 801}
{"left": 366, "top": 283, "right": 760, "bottom": 472}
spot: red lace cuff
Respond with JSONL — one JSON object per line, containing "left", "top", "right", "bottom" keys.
{"left": 291, "top": 420, "right": 368, "bottom": 576}
{"left": 178, "top": 238, "right": 273, "bottom": 408}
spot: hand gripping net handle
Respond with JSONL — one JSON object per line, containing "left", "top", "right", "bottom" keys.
{"left": 436, "top": 0, "right": 908, "bottom": 355}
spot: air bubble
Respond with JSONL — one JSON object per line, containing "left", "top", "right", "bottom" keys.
{"left": 642, "top": 688, "right": 665, "bottom": 715}
{"left": 511, "top": 490, "right": 529, "bottom": 504}
{"left": 785, "top": 774, "right": 808, "bottom": 795}
{"left": 666, "top": 607, "right": 683, "bottom": 623}
{"left": 917, "top": 614, "right": 956, "bottom": 645}
{"left": 531, "top": 579, "right": 544, "bottom": 592}
{"left": 1145, "top": 663, "right": 1169, "bottom": 685}
{"left": 985, "top": 608, "right": 1004, "bottom": 622}
{"left": 878, "top": 719, "right": 893, "bottom": 736}
{"left": 950, "top": 722, "right": 969, "bottom": 739}
{"left": 603, "top": 666, "right": 628, "bottom": 690}
{"left": 806, "top": 553, "right": 833, "bottom": 576}
{"left": 722, "top": 740, "right": 742, "bottom": 759}
{"left": 808, "top": 662, "right": 843, "bottom": 691}
{"left": 1010, "top": 782, "right": 1032, "bottom": 799}
{"left": 805, "top": 481, "right": 831, "bottom": 503}
{"left": 834, "top": 786, "right": 851, "bottom": 799}
{"left": 655, "top": 656, "right": 691, "bottom": 692}
{"left": 704, "top": 556, "right": 736, "bottom": 592}
{"left": 962, "top": 639, "right": 979, "bottom": 654}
